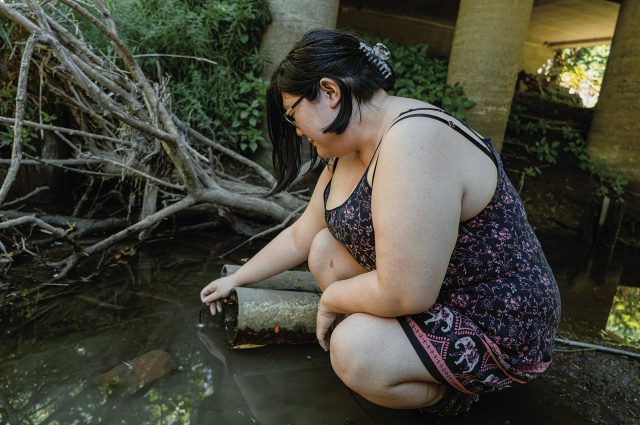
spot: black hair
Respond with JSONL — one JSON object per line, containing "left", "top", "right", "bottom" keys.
{"left": 266, "top": 28, "right": 395, "bottom": 194}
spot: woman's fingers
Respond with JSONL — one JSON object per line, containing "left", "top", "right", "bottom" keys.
{"left": 202, "top": 288, "right": 226, "bottom": 316}
{"left": 200, "top": 284, "right": 214, "bottom": 302}
{"left": 201, "top": 278, "right": 234, "bottom": 315}
{"left": 316, "top": 325, "right": 328, "bottom": 351}
{"left": 202, "top": 290, "right": 220, "bottom": 305}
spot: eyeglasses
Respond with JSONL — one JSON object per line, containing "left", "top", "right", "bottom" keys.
{"left": 283, "top": 93, "right": 306, "bottom": 128}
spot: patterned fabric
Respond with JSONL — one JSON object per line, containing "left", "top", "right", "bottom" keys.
{"left": 323, "top": 111, "right": 561, "bottom": 395}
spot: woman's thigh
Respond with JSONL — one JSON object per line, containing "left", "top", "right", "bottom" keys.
{"left": 329, "top": 313, "right": 441, "bottom": 392}
{"left": 308, "top": 228, "right": 367, "bottom": 290}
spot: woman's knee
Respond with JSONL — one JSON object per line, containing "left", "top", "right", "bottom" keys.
{"left": 330, "top": 314, "right": 446, "bottom": 408}
{"left": 329, "top": 313, "right": 374, "bottom": 392}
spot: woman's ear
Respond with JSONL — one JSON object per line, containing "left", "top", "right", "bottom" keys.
{"left": 319, "top": 77, "right": 341, "bottom": 109}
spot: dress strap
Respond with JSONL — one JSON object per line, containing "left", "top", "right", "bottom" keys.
{"left": 369, "top": 110, "right": 441, "bottom": 184}
{"left": 397, "top": 107, "right": 486, "bottom": 141}
{"left": 366, "top": 136, "right": 385, "bottom": 170}
{"left": 386, "top": 110, "right": 498, "bottom": 168}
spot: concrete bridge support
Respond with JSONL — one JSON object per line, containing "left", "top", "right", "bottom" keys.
{"left": 587, "top": 0, "right": 640, "bottom": 189}
{"left": 260, "top": 0, "right": 340, "bottom": 77}
{"left": 446, "top": 0, "right": 534, "bottom": 151}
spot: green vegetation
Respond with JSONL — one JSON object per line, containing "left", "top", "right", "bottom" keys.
{"left": 0, "top": 72, "right": 57, "bottom": 154}
{"left": 535, "top": 45, "right": 609, "bottom": 108}
{"left": 80, "top": 0, "right": 272, "bottom": 153}
{"left": 507, "top": 108, "right": 627, "bottom": 197}
{"left": 606, "top": 285, "right": 640, "bottom": 345}
{"left": 361, "top": 38, "right": 475, "bottom": 120}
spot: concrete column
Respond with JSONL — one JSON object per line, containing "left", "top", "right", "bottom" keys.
{"left": 447, "top": 0, "right": 534, "bottom": 151}
{"left": 260, "top": 0, "right": 340, "bottom": 77}
{"left": 587, "top": 0, "right": 640, "bottom": 188}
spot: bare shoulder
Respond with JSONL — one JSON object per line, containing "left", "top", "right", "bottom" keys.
{"left": 377, "top": 117, "right": 463, "bottom": 179}
{"left": 374, "top": 113, "right": 497, "bottom": 221}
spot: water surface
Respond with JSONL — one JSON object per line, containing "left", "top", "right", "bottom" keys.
{"left": 1, "top": 232, "right": 638, "bottom": 424}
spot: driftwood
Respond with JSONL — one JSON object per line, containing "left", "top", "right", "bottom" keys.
{"left": 0, "top": 1, "right": 310, "bottom": 280}
{"left": 221, "top": 264, "right": 322, "bottom": 347}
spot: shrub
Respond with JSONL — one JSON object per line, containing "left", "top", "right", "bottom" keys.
{"left": 82, "top": 0, "right": 271, "bottom": 153}
{"left": 360, "top": 38, "right": 475, "bottom": 120}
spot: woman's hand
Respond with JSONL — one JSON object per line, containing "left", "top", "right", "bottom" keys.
{"left": 316, "top": 301, "right": 339, "bottom": 352}
{"left": 200, "top": 275, "right": 239, "bottom": 315}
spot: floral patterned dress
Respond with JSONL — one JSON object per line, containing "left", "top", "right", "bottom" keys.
{"left": 323, "top": 108, "right": 561, "bottom": 394}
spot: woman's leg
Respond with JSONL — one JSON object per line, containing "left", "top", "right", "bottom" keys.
{"left": 330, "top": 313, "right": 446, "bottom": 409}
{"left": 307, "top": 229, "right": 446, "bottom": 409}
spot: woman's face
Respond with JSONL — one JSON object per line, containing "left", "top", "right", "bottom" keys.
{"left": 282, "top": 87, "right": 342, "bottom": 157}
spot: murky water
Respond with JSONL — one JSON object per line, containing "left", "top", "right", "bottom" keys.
{"left": 1, "top": 232, "right": 638, "bottom": 425}
{"left": 542, "top": 233, "right": 640, "bottom": 347}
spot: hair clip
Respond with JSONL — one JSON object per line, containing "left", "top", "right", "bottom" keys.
{"left": 358, "top": 41, "right": 393, "bottom": 79}
{"left": 372, "top": 43, "right": 391, "bottom": 61}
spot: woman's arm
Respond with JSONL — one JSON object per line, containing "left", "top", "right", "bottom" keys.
{"left": 320, "top": 121, "right": 464, "bottom": 317}
{"left": 200, "top": 164, "right": 332, "bottom": 313}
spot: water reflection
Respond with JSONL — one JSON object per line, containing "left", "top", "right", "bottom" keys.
{"left": 195, "top": 321, "right": 375, "bottom": 425}
{"left": 606, "top": 285, "right": 640, "bottom": 344}
{"left": 0, "top": 306, "right": 216, "bottom": 424}
{"left": 544, "top": 234, "right": 640, "bottom": 350}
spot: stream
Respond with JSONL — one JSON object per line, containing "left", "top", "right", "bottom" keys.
{"left": 1, "top": 230, "right": 638, "bottom": 425}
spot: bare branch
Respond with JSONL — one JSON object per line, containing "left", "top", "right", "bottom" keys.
{"left": 0, "top": 214, "right": 84, "bottom": 253}
{"left": 55, "top": 195, "right": 198, "bottom": 279}
{"left": 179, "top": 119, "right": 275, "bottom": 187}
{"left": 0, "top": 116, "right": 128, "bottom": 145}
{"left": 0, "top": 210, "right": 128, "bottom": 237}
{"left": 133, "top": 53, "right": 218, "bottom": 66}
{"left": 0, "top": 158, "right": 101, "bottom": 166}
{"left": 221, "top": 205, "right": 305, "bottom": 257}
{"left": 0, "top": 33, "right": 40, "bottom": 206}
{"left": 2, "top": 186, "right": 49, "bottom": 208}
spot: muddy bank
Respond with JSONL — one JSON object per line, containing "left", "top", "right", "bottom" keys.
{"left": 541, "top": 348, "right": 639, "bottom": 425}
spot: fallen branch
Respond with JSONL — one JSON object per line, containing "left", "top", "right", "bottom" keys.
{"left": 1, "top": 186, "right": 49, "bottom": 208}
{"left": 0, "top": 210, "right": 128, "bottom": 237}
{"left": 0, "top": 214, "right": 84, "bottom": 253}
{"left": 555, "top": 337, "right": 640, "bottom": 360}
{"left": 0, "top": 32, "right": 40, "bottom": 206}
{"left": 0, "top": 116, "right": 131, "bottom": 146}
{"left": 0, "top": 1, "right": 310, "bottom": 279}
{"left": 221, "top": 204, "right": 304, "bottom": 257}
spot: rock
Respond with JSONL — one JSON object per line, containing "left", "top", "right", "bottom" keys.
{"left": 93, "top": 349, "right": 175, "bottom": 396}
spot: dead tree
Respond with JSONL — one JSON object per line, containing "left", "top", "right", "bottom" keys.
{"left": 0, "top": 1, "right": 309, "bottom": 280}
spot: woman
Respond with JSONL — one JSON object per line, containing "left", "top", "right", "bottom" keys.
{"left": 200, "top": 28, "right": 561, "bottom": 416}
